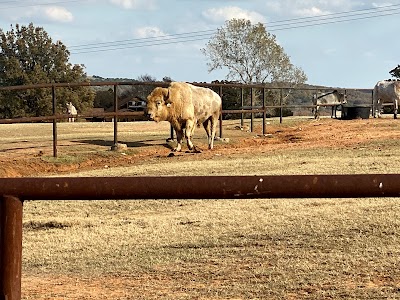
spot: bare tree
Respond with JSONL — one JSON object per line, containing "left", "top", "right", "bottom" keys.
{"left": 201, "top": 19, "right": 307, "bottom": 86}
{"left": 202, "top": 19, "right": 307, "bottom": 112}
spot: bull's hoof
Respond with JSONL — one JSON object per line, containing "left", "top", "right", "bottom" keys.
{"left": 167, "top": 152, "right": 175, "bottom": 157}
{"left": 172, "top": 146, "right": 182, "bottom": 152}
{"left": 185, "top": 147, "right": 202, "bottom": 154}
{"left": 193, "top": 147, "right": 202, "bottom": 153}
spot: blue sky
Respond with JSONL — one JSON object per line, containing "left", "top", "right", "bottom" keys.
{"left": 0, "top": 0, "right": 399, "bottom": 88}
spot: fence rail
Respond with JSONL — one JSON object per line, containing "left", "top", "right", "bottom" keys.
{"left": 1, "top": 174, "right": 400, "bottom": 300}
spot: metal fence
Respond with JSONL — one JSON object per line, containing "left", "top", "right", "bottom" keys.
{"left": 0, "top": 81, "right": 373, "bottom": 157}
{"left": 1, "top": 174, "right": 400, "bottom": 300}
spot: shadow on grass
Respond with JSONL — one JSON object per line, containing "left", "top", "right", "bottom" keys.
{"left": 73, "top": 139, "right": 173, "bottom": 150}
{"left": 0, "top": 144, "right": 47, "bottom": 153}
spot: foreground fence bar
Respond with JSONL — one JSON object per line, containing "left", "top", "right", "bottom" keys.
{"left": 0, "top": 195, "right": 23, "bottom": 300}
{"left": 1, "top": 174, "right": 400, "bottom": 200}
{"left": 2, "top": 173, "right": 400, "bottom": 300}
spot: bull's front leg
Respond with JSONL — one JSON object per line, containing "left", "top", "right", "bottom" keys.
{"left": 394, "top": 100, "right": 398, "bottom": 119}
{"left": 185, "top": 119, "right": 196, "bottom": 151}
{"left": 173, "top": 129, "right": 184, "bottom": 152}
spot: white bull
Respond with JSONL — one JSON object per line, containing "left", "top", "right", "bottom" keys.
{"left": 373, "top": 80, "right": 400, "bottom": 119}
{"left": 146, "top": 82, "right": 222, "bottom": 152}
{"left": 312, "top": 90, "right": 347, "bottom": 119}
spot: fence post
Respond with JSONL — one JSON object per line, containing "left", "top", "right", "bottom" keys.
{"left": 241, "top": 87, "right": 244, "bottom": 128}
{"left": 280, "top": 88, "right": 283, "bottom": 124}
{"left": 113, "top": 84, "right": 118, "bottom": 146}
{"left": 219, "top": 86, "right": 223, "bottom": 138}
{"left": 52, "top": 86, "right": 57, "bottom": 158}
{"left": 372, "top": 89, "right": 375, "bottom": 118}
{"left": 0, "top": 195, "right": 23, "bottom": 300}
{"left": 262, "top": 88, "right": 266, "bottom": 135}
{"left": 250, "top": 87, "right": 254, "bottom": 132}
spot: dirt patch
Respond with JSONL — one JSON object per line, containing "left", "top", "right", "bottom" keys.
{"left": 23, "top": 273, "right": 198, "bottom": 300}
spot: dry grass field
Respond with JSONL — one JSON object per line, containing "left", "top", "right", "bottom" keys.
{"left": 1, "top": 117, "right": 400, "bottom": 299}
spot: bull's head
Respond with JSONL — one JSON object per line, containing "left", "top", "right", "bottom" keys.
{"left": 146, "top": 87, "right": 170, "bottom": 122}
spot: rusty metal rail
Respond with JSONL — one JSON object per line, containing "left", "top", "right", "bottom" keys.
{"left": 1, "top": 174, "right": 400, "bottom": 200}
{"left": 1, "top": 174, "right": 400, "bottom": 300}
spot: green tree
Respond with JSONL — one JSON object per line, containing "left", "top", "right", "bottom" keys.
{"left": 201, "top": 19, "right": 307, "bottom": 85}
{"left": 0, "top": 23, "right": 94, "bottom": 118}
{"left": 390, "top": 65, "right": 400, "bottom": 79}
{"left": 94, "top": 88, "right": 114, "bottom": 109}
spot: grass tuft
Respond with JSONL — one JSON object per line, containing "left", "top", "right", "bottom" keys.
{"left": 24, "top": 220, "right": 71, "bottom": 230}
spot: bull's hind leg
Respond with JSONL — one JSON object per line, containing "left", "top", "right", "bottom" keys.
{"left": 205, "top": 116, "right": 218, "bottom": 150}
{"left": 210, "top": 117, "right": 219, "bottom": 149}
{"left": 394, "top": 99, "right": 398, "bottom": 119}
{"left": 203, "top": 119, "right": 211, "bottom": 147}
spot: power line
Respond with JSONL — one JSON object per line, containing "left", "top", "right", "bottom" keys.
{"left": 69, "top": 30, "right": 216, "bottom": 50}
{"left": 0, "top": 0, "right": 83, "bottom": 9}
{"left": 0, "top": 1, "right": 397, "bottom": 53}
{"left": 72, "top": 4, "right": 400, "bottom": 50}
{"left": 266, "top": 3, "right": 400, "bottom": 26}
{"left": 70, "top": 32, "right": 215, "bottom": 52}
{"left": 269, "top": 7, "right": 400, "bottom": 31}
{"left": 71, "top": 4, "right": 400, "bottom": 54}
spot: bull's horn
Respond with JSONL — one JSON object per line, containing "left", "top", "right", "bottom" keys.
{"left": 163, "top": 88, "right": 170, "bottom": 102}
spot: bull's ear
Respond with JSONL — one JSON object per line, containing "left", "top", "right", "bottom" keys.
{"left": 162, "top": 88, "right": 170, "bottom": 102}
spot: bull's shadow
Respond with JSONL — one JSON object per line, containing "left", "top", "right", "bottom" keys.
{"left": 73, "top": 139, "right": 172, "bottom": 149}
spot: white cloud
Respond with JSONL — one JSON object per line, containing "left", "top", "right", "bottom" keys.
{"left": 110, "top": 0, "right": 157, "bottom": 10}
{"left": 44, "top": 6, "right": 73, "bottom": 22}
{"left": 295, "top": 6, "right": 330, "bottom": 17}
{"left": 4, "top": 5, "right": 73, "bottom": 23}
{"left": 134, "top": 26, "right": 166, "bottom": 38}
{"left": 153, "top": 57, "right": 170, "bottom": 64}
{"left": 324, "top": 48, "right": 337, "bottom": 55}
{"left": 363, "top": 51, "right": 375, "bottom": 58}
{"left": 372, "top": 2, "right": 394, "bottom": 8}
{"left": 203, "top": 6, "right": 266, "bottom": 23}
{"left": 265, "top": 0, "right": 360, "bottom": 17}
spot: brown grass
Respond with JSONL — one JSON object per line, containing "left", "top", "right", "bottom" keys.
{"left": 2, "top": 117, "right": 399, "bottom": 299}
{"left": 22, "top": 198, "right": 400, "bottom": 299}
